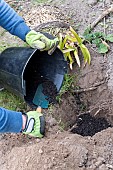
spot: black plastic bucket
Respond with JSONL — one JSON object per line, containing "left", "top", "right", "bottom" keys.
{"left": 0, "top": 47, "right": 67, "bottom": 108}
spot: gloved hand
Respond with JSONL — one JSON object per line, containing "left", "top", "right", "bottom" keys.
{"left": 26, "top": 30, "right": 59, "bottom": 55}
{"left": 22, "top": 107, "right": 45, "bottom": 138}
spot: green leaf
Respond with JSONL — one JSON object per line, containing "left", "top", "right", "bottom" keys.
{"left": 62, "top": 35, "right": 68, "bottom": 48}
{"left": 79, "top": 44, "right": 91, "bottom": 64}
{"left": 74, "top": 50, "right": 80, "bottom": 67}
{"left": 92, "top": 38, "right": 101, "bottom": 46}
{"left": 70, "top": 26, "right": 82, "bottom": 44}
{"left": 65, "top": 44, "right": 76, "bottom": 49}
{"left": 66, "top": 35, "right": 77, "bottom": 42}
{"left": 98, "top": 43, "right": 108, "bottom": 54}
{"left": 93, "top": 32, "right": 104, "bottom": 38}
{"left": 64, "top": 52, "right": 69, "bottom": 60}
{"left": 84, "top": 33, "right": 93, "bottom": 42}
{"left": 68, "top": 53, "right": 74, "bottom": 70}
{"left": 64, "top": 52, "right": 74, "bottom": 68}
{"left": 83, "top": 27, "right": 91, "bottom": 36}
{"left": 84, "top": 31, "right": 106, "bottom": 43}
{"left": 105, "top": 34, "right": 113, "bottom": 42}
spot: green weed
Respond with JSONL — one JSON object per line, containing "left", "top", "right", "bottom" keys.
{"left": 56, "top": 74, "right": 75, "bottom": 102}
{"left": 83, "top": 28, "right": 113, "bottom": 54}
{"left": 58, "top": 121, "right": 65, "bottom": 131}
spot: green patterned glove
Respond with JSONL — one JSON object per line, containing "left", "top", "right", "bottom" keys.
{"left": 23, "top": 110, "right": 45, "bottom": 138}
{"left": 26, "top": 30, "right": 59, "bottom": 54}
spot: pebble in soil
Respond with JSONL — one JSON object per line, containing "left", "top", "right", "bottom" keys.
{"left": 71, "top": 113, "right": 112, "bottom": 136}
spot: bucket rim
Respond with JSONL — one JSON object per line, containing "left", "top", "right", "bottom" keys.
{"left": 21, "top": 48, "right": 37, "bottom": 90}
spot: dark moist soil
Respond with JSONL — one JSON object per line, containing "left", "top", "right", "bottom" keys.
{"left": 42, "top": 80, "right": 57, "bottom": 104}
{"left": 71, "top": 113, "right": 112, "bottom": 136}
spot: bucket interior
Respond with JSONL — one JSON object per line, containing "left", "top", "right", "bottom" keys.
{"left": 23, "top": 49, "right": 67, "bottom": 108}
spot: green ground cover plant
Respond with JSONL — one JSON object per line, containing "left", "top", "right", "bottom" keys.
{"left": 83, "top": 28, "right": 113, "bottom": 54}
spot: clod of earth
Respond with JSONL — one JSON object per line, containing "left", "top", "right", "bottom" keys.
{"left": 71, "top": 113, "right": 111, "bottom": 136}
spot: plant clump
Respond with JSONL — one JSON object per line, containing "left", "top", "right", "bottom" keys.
{"left": 58, "top": 26, "right": 91, "bottom": 69}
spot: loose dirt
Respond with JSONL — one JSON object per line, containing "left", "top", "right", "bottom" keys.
{"left": 71, "top": 113, "right": 111, "bottom": 137}
{"left": 42, "top": 81, "right": 57, "bottom": 103}
{"left": 1, "top": 0, "right": 113, "bottom": 170}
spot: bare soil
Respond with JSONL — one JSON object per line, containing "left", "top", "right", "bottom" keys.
{"left": 1, "top": 0, "right": 113, "bottom": 169}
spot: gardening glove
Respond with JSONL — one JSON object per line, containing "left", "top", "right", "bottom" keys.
{"left": 26, "top": 30, "right": 59, "bottom": 55}
{"left": 22, "top": 107, "right": 45, "bottom": 138}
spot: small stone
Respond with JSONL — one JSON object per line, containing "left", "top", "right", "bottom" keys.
{"left": 95, "top": 157, "right": 105, "bottom": 168}
{"left": 87, "top": 0, "right": 98, "bottom": 5}
{"left": 36, "top": 138, "right": 41, "bottom": 143}
{"left": 105, "top": 0, "right": 112, "bottom": 5}
{"left": 0, "top": 134, "right": 4, "bottom": 140}
{"left": 39, "top": 149, "right": 43, "bottom": 154}
{"left": 106, "top": 164, "right": 113, "bottom": 169}
{"left": 48, "top": 118, "right": 57, "bottom": 127}
{"left": 99, "top": 164, "right": 107, "bottom": 170}
{"left": 26, "top": 158, "right": 30, "bottom": 163}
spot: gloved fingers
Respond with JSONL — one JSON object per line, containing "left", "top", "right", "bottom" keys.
{"left": 40, "top": 37, "right": 59, "bottom": 46}
{"left": 40, "top": 37, "right": 59, "bottom": 52}
{"left": 48, "top": 40, "right": 59, "bottom": 55}
{"left": 26, "top": 30, "right": 42, "bottom": 40}
{"left": 26, "top": 30, "right": 59, "bottom": 53}
{"left": 31, "top": 40, "right": 46, "bottom": 50}
{"left": 23, "top": 111, "right": 45, "bottom": 138}
{"left": 26, "top": 30, "right": 46, "bottom": 50}
{"left": 40, "top": 37, "right": 51, "bottom": 48}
